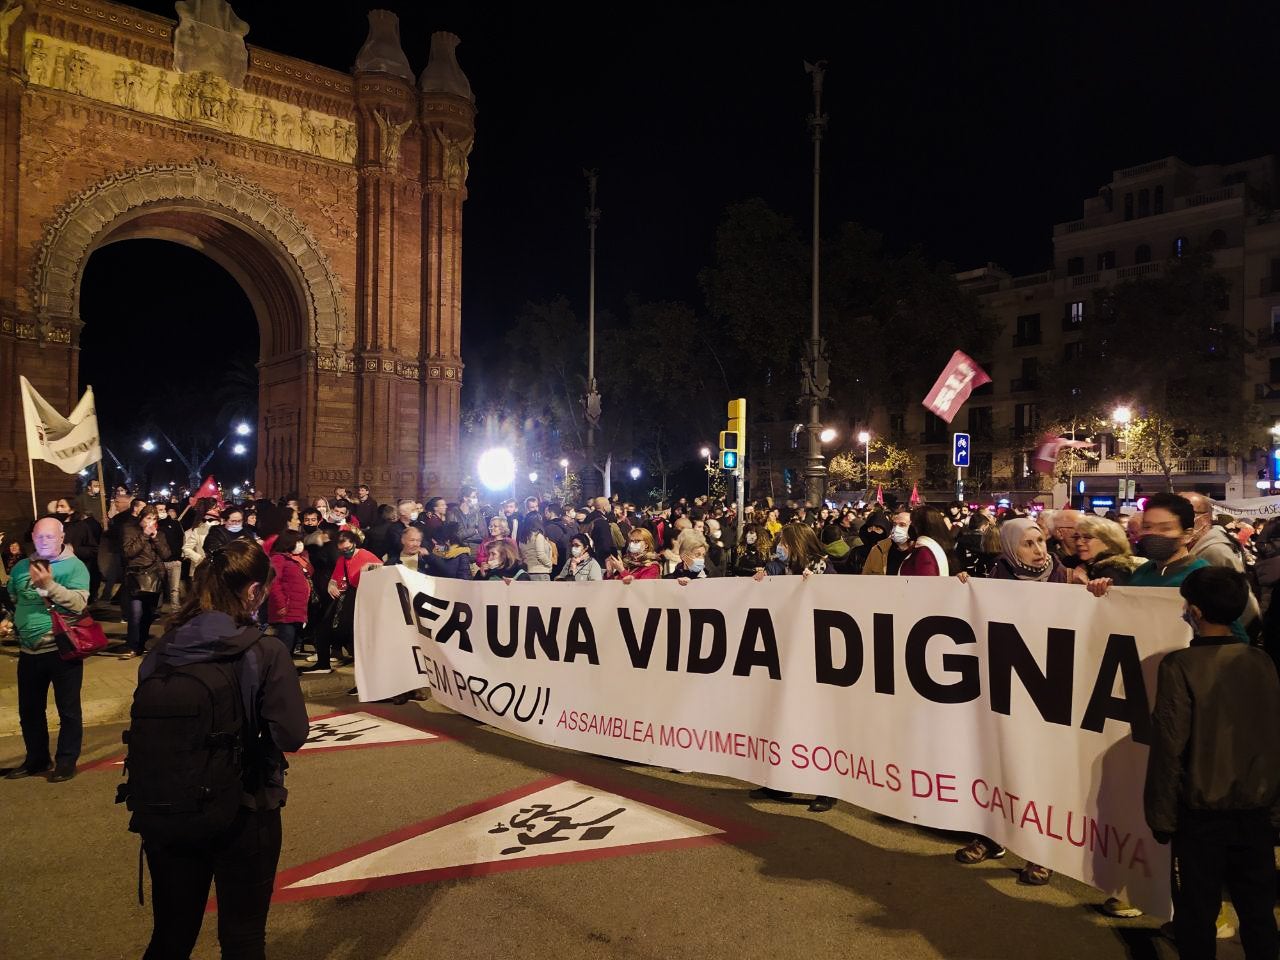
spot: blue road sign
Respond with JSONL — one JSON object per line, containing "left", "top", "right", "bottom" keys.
{"left": 953, "top": 432, "right": 970, "bottom": 468}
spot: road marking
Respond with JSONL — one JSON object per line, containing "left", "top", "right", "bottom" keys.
{"left": 271, "top": 775, "right": 757, "bottom": 903}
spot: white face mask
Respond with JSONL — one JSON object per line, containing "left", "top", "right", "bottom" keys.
{"left": 409, "top": 512, "right": 420, "bottom": 522}
{"left": 627, "top": 541, "right": 643, "bottom": 555}
{"left": 890, "top": 526, "right": 910, "bottom": 545}
{"left": 571, "top": 545, "right": 584, "bottom": 557}
{"left": 293, "top": 543, "right": 305, "bottom": 555}
{"left": 745, "top": 533, "right": 757, "bottom": 544}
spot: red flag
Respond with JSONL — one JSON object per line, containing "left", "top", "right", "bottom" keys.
{"left": 1031, "top": 434, "right": 1095, "bottom": 474}
{"left": 921, "top": 350, "right": 991, "bottom": 424}
{"left": 909, "top": 483, "right": 921, "bottom": 506}
{"left": 189, "top": 475, "right": 218, "bottom": 505}
{"left": 875, "top": 484, "right": 884, "bottom": 506}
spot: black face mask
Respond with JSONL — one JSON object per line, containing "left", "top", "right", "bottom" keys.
{"left": 1138, "top": 534, "right": 1183, "bottom": 563}
{"left": 861, "top": 527, "right": 888, "bottom": 546}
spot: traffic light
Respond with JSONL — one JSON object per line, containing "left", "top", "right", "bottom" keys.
{"left": 720, "top": 398, "right": 746, "bottom": 471}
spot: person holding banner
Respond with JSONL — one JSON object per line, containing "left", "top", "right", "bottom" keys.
{"left": 604, "top": 528, "right": 660, "bottom": 582}
{"left": 555, "top": 533, "right": 603, "bottom": 582}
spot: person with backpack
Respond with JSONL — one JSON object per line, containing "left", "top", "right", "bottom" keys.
{"left": 119, "top": 538, "right": 307, "bottom": 960}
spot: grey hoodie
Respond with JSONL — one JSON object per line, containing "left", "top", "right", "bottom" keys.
{"left": 139, "top": 611, "right": 308, "bottom": 808}
{"left": 1190, "top": 525, "right": 1261, "bottom": 628}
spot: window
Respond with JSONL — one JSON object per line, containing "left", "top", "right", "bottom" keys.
{"left": 1096, "top": 250, "right": 1116, "bottom": 270}
{"left": 925, "top": 453, "right": 949, "bottom": 486}
{"left": 1067, "top": 256, "right": 1085, "bottom": 276}
{"left": 923, "top": 412, "right": 947, "bottom": 443}
{"left": 1271, "top": 357, "right": 1280, "bottom": 384}
{"left": 968, "top": 406, "right": 993, "bottom": 438}
{"left": 1138, "top": 189, "right": 1150, "bottom": 217}
{"left": 1173, "top": 236, "right": 1189, "bottom": 258}
{"left": 1063, "top": 340, "right": 1085, "bottom": 361}
{"left": 1154, "top": 185, "right": 1164, "bottom": 214}
{"left": 972, "top": 452, "right": 993, "bottom": 481}
{"left": 1065, "top": 300, "right": 1086, "bottom": 327}
{"left": 1021, "top": 357, "right": 1039, "bottom": 381}
{"left": 1208, "top": 229, "right": 1227, "bottom": 250}
{"left": 1015, "top": 313, "right": 1041, "bottom": 345}
{"left": 889, "top": 412, "right": 905, "bottom": 438}
{"left": 1134, "top": 244, "right": 1151, "bottom": 264}
{"left": 1124, "top": 193, "right": 1133, "bottom": 221}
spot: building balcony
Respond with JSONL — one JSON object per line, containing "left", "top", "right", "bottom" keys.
{"left": 1069, "top": 457, "right": 1232, "bottom": 477}
{"left": 1012, "top": 332, "right": 1042, "bottom": 348}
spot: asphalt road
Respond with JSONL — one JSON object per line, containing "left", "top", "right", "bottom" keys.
{"left": 0, "top": 695, "right": 1251, "bottom": 960}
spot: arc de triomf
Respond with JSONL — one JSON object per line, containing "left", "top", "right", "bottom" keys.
{"left": 0, "top": 0, "right": 473, "bottom": 517}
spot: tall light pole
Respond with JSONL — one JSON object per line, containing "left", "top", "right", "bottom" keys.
{"left": 583, "top": 170, "right": 603, "bottom": 500}
{"left": 858, "top": 430, "right": 871, "bottom": 488}
{"left": 801, "top": 60, "right": 830, "bottom": 506}
{"left": 1113, "top": 405, "right": 1132, "bottom": 506}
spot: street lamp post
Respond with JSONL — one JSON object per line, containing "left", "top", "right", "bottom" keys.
{"left": 583, "top": 170, "right": 603, "bottom": 500}
{"left": 858, "top": 430, "right": 871, "bottom": 489}
{"left": 1113, "top": 405, "right": 1132, "bottom": 507}
{"left": 800, "top": 60, "right": 830, "bottom": 506}
{"left": 700, "top": 446, "right": 712, "bottom": 496}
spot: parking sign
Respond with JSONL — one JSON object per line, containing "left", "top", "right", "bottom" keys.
{"left": 953, "top": 433, "right": 970, "bottom": 468}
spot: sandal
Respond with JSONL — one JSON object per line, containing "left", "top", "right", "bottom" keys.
{"left": 955, "top": 837, "right": 1006, "bottom": 864}
{"left": 1019, "top": 863, "right": 1053, "bottom": 885}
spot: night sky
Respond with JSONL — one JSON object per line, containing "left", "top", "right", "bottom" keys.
{"left": 79, "top": 1, "right": 1280, "bottom": 475}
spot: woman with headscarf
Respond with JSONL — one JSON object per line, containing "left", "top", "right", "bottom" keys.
{"left": 988, "top": 517, "right": 1070, "bottom": 583}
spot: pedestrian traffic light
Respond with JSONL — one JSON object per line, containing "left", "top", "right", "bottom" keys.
{"left": 721, "top": 398, "right": 746, "bottom": 472}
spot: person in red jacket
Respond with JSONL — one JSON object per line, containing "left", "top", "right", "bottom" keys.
{"left": 267, "top": 530, "right": 312, "bottom": 658}
{"left": 300, "top": 529, "right": 380, "bottom": 681}
{"left": 604, "top": 528, "right": 661, "bottom": 582}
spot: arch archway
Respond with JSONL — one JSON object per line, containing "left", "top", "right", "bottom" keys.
{"left": 30, "top": 161, "right": 347, "bottom": 496}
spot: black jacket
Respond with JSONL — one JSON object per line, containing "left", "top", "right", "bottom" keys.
{"left": 584, "top": 510, "right": 615, "bottom": 566}
{"left": 1145, "top": 637, "right": 1280, "bottom": 835}
{"left": 63, "top": 514, "right": 101, "bottom": 567}
{"left": 122, "top": 525, "right": 172, "bottom": 576}
{"left": 202, "top": 525, "right": 253, "bottom": 556}
{"left": 156, "top": 517, "right": 184, "bottom": 560}
{"left": 351, "top": 497, "right": 380, "bottom": 531}
{"left": 544, "top": 518, "right": 572, "bottom": 578}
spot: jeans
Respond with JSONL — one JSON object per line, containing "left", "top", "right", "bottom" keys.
{"left": 271, "top": 622, "right": 299, "bottom": 655}
{"left": 1171, "top": 809, "right": 1279, "bottom": 960}
{"left": 163, "top": 560, "right": 182, "bottom": 609}
{"left": 17, "top": 651, "right": 83, "bottom": 768}
{"left": 142, "top": 806, "right": 282, "bottom": 960}
{"left": 127, "top": 591, "right": 161, "bottom": 654}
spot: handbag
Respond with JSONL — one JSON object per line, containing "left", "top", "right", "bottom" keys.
{"left": 128, "top": 568, "right": 163, "bottom": 594}
{"left": 46, "top": 599, "right": 109, "bottom": 661}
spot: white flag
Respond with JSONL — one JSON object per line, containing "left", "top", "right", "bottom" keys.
{"left": 19, "top": 376, "right": 101, "bottom": 474}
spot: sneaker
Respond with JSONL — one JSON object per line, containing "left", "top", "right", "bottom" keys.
{"left": 49, "top": 763, "right": 76, "bottom": 783}
{"left": 117, "top": 650, "right": 139, "bottom": 661}
{"left": 807, "top": 796, "right": 835, "bottom": 813}
{"left": 298, "top": 665, "right": 332, "bottom": 675}
{"left": 335, "top": 656, "right": 354, "bottom": 667}
{"left": 4, "top": 762, "right": 52, "bottom": 780}
{"left": 346, "top": 687, "right": 359, "bottom": 697}
{"left": 1102, "top": 898, "right": 1144, "bottom": 918}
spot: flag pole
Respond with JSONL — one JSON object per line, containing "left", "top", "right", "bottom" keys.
{"left": 27, "top": 455, "right": 38, "bottom": 518}
{"left": 96, "top": 460, "right": 108, "bottom": 524}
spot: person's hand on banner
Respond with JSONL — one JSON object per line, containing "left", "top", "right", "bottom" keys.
{"left": 752, "top": 569, "right": 767, "bottom": 582}
{"left": 956, "top": 572, "right": 970, "bottom": 584}
{"left": 676, "top": 577, "right": 690, "bottom": 586}
{"left": 1087, "top": 578, "right": 1114, "bottom": 597}
{"left": 801, "top": 567, "right": 815, "bottom": 580}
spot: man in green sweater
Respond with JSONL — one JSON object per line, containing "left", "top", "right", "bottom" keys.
{"left": 3, "top": 516, "right": 91, "bottom": 782}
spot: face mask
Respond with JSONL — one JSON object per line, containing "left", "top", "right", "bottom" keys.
{"left": 1181, "top": 607, "right": 1197, "bottom": 631}
{"left": 488, "top": 557, "right": 502, "bottom": 569}
{"left": 225, "top": 523, "right": 242, "bottom": 534}
{"left": 571, "top": 545, "right": 584, "bottom": 558}
{"left": 1139, "top": 534, "right": 1182, "bottom": 563}
{"left": 627, "top": 541, "right": 644, "bottom": 555}
{"left": 293, "top": 543, "right": 305, "bottom": 555}
{"left": 774, "top": 546, "right": 787, "bottom": 562}
{"left": 890, "top": 526, "right": 909, "bottom": 545}
{"left": 745, "top": 533, "right": 757, "bottom": 545}
{"left": 409, "top": 512, "right": 420, "bottom": 522}
{"left": 689, "top": 557, "right": 706, "bottom": 574}
{"left": 341, "top": 546, "right": 356, "bottom": 558}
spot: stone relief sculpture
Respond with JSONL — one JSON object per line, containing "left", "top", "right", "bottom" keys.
{"left": 374, "top": 110, "right": 412, "bottom": 168}
{"left": 173, "top": 0, "right": 249, "bottom": 89}
{"left": 23, "top": 31, "right": 356, "bottom": 165}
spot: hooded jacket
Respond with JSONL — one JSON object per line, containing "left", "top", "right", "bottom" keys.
{"left": 139, "top": 612, "right": 308, "bottom": 809}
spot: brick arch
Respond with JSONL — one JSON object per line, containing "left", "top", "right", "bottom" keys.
{"left": 30, "top": 159, "right": 347, "bottom": 357}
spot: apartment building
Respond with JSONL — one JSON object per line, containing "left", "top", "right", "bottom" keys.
{"left": 917, "top": 154, "right": 1280, "bottom": 508}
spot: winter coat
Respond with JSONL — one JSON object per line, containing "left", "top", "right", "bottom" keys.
{"left": 476, "top": 536, "right": 515, "bottom": 567}
{"left": 1081, "top": 552, "right": 1144, "bottom": 586}
{"left": 122, "top": 525, "right": 171, "bottom": 583}
{"left": 544, "top": 519, "right": 572, "bottom": 577}
{"left": 351, "top": 497, "right": 380, "bottom": 530}
{"left": 267, "top": 553, "right": 312, "bottom": 624}
{"left": 182, "top": 521, "right": 216, "bottom": 568}
{"left": 899, "top": 537, "right": 949, "bottom": 577}
{"left": 7, "top": 546, "right": 90, "bottom": 654}
{"left": 1146, "top": 636, "right": 1280, "bottom": 835}
{"left": 156, "top": 517, "right": 185, "bottom": 561}
{"left": 201, "top": 524, "right": 253, "bottom": 556}
{"left": 556, "top": 556, "right": 603, "bottom": 581}
{"left": 446, "top": 503, "right": 485, "bottom": 548}
{"left": 424, "top": 545, "right": 473, "bottom": 580}
{"left": 330, "top": 548, "right": 383, "bottom": 591}
{"left": 62, "top": 514, "right": 101, "bottom": 569}
{"left": 584, "top": 510, "right": 616, "bottom": 566}
{"left": 990, "top": 556, "right": 1071, "bottom": 583}
{"left": 519, "top": 532, "right": 554, "bottom": 575}
{"left": 139, "top": 611, "right": 308, "bottom": 810}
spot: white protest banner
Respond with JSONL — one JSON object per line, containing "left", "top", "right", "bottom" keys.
{"left": 19, "top": 376, "right": 102, "bottom": 474}
{"left": 1210, "top": 495, "right": 1280, "bottom": 519}
{"left": 356, "top": 567, "right": 1186, "bottom": 917}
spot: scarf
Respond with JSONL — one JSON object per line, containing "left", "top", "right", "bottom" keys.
{"left": 998, "top": 518, "right": 1053, "bottom": 581}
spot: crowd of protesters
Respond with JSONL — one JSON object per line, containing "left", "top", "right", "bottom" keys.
{"left": 4, "top": 479, "right": 1280, "bottom": 955}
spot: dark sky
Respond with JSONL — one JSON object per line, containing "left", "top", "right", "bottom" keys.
{"left": 83, "top": 0, "right": 1280, "bottom": 457}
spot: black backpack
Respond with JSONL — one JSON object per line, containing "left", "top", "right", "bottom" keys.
{"left": 116, "top": 633, "right": 261, "bottom": 846}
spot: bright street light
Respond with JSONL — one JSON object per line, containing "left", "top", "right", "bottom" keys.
{"left": 630, "top": 466, "right": 641, "bottom": 480}
{"left": 232, "top": 486, "right": 242, "bottom": 498}
{"left": 232, "top": 443, "right": 248, "bottom": 456}
{"left": 477, "top": 447, "right": 516, "bottom": 491}
{"left": 528, "top": 471, "right": 539, "bottom": 483}
{"left": 559, "top": 458, "right": 569, "bottom": 468}
{"left": 819, "top": 428, "right": 837, "bottom": 443}
{"left": 141, "top": 439, "right": 156, "bottom": 452}
{"left": 857, "top": 430, "right": 871, "bottom": 444}
{"left": 164, "top": 457, "right": 173, "bottom": 463}
{"left": 1112, "top": 406, "right": 1132, "bottom": 426}
{"left": 235, "top": 422, "right": 252, "bottom": 436}
{"left": 699, "top": 446, "right": 711, "bottom": 460}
